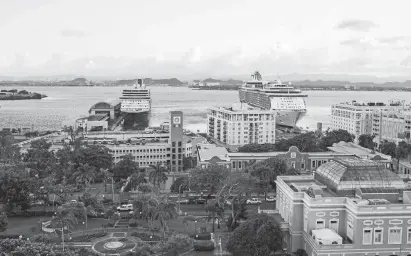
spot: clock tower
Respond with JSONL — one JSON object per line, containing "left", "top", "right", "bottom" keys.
{"left": 170, "top": 111, "right": 184, "bottom": 172}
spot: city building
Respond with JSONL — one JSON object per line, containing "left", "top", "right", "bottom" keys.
{"left": 331, "top": 100, "right": 407, "bottom": 139}
{"left": 275, "top": 157, "right": 410, "bottom": 255}
{"left": 196, "top": 142, "right": 392, "bottom": 173}
{"left": 75, "top": 114, "right": 109, "bottom": 132}
{"left": 372, "top": 109, "right": 411, "bottom": 144}
{"left": 207, "top": 105, "right": 277, "bottom": 146}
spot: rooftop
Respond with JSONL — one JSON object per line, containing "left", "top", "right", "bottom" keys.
{"left": 328, "top": 141, "right": 391, "bottom": 161}
{"left": 209, "top": 105, "right": 276, "bottom": 114}
{"left": 198, "top": 146, "right": 230, "bottom": 163}
{"left": 315, "top": 158, "right": 405, "bottom": 192}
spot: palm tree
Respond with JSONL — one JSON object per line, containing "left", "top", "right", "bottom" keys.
{"left": 129, "top": 172, "right": 147, "bottom": 191}
{"left": 148, "top": 163, "right": 169, "bottom": 192}
{"left": 152, "top": 200, "right": 178, "bottom": 240}
{"left": 72, "top": 163, "right": 97, "bottom": 188}
{"left": 206, "top": 200, "right": 224, "bottom": 233}
{"left": 100, "top": 168, "right": 111, "bottom": 193}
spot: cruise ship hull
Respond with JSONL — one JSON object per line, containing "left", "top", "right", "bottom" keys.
{"left": 122, "top": 110, "right": 151, "bottom": 131}
{"left": 276, "top": 110, "right": 306, "bottom": 128}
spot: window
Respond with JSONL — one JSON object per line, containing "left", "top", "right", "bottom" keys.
{"left": 303, "top": 216, "right": 308, "bottom": 232}
{"left": 329, "top": 219, "right": 339, "bottom": 232}
{"left": 291, "top": 161, "right": 296, "bottom": 168}
{"left": 408, "top": 228, "right": 411, "bottom": 243}
{"left": 312, "top": 161, "right": 316, "bottom": 168}
{"left": 316, "top": 219, "right": 325, "bottom": 229}
{"left": 238, "top": 161, "right": 242, "bottom": 169}
{"left": 347, "top": 223, "right": 353, "bottom": 241}
{"left": 232, "top": 162, "right": 236, "bottom": 169}
{"left": 301, "top": 162, "right": 305, "bottom": 169}
{"left": 389, "top": 227, "right": 402, "bottom": 244}
{"left": 374, "top": 228, "right": 383, "bottom": 244}
{"left": 363, "top": 228, "right": 372, "bottom": 245}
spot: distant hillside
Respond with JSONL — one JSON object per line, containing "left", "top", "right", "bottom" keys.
{"left": 203, "top": 78, "right": 223, "bottom": 83}
{"left": 152, "top": 78, "right": 184, "bottom": 86}
{"left": 116, "top": 78, "right": 183, "bottom": 86}
{"left": 292, "top": 79, "right": 411, "bottom": 88}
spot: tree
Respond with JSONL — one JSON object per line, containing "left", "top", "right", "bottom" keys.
{"left": 225, "top": 196, "right": 248, "bottom": 231}
{"left": 189, "top": 164, "right": 230, "bottom": 194}
{"left": 0, "top": 166, "right": 33, "bottom": 212}
{"left": 319, "top": 129, "right": 355, "bottom": 150}
{"left": 23, "top": 139, "right": 56, "bottom": 178}
{"left": 183, "top": 156, "right": 197, "bottom": 170}
{"left": 358, "top": 134, "right": 375, "bottom": 150}
{"left": 71, "top": 163, "right": 97, "bottom": 188}
{"left": 152, "top": 200, "right": 178, "bottom": 240}
{"left": 0, "top": 130, "right": 20, "bottom": 166}
{"left": 148, "top": 163, "right": 169, "bottom": 190}
{"left": 217, "top": 171, "right": 256, "bottom": 230}
{"left": 226, "top": 214, "right": 283, "bottom": 256}
{"left": 111, "top": 154, "right": 139, "bottom": 181}
{"left": 247, "top": 157, "right": 289, "bottom": 192}
{"left": 380, "top": 140, "right": 396, "bottom": 158}
{"left": 395, "top": 141, "right": 411, "bottom": 171}
{"left": 205, "top": 200, "right": 224, "bottom": 233}
{"left": 0, "top": 212, "right": 7, "bottom": 232}
{"left": 53, "top": 202, "right": 87, "bottom": 232}
{"left": 277, "top": 132, "right": 323, "bottom": 152}
{"left": 74, "top": 144, "right": 112, "bottom": 171}
{"left": 170, "top": 176, "right": 189, "bottom": 193}
{"left": 238, "top": 143, "right": 277, "bottom": 153}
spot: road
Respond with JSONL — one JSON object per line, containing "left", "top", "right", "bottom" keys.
{"left": 28, "top": 202, "right": 275, "bottom": 216}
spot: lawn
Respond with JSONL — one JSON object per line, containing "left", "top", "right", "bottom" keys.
{"left": 0, "top": 216, "right": 47, "bottom": 235}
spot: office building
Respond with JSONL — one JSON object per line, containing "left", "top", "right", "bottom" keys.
{"left": 170, "top": 111, "right": 184, "bottom": 172}
{"left": 331, "top": 100, "right": 406, "bottom": 139}
{"left": 207, "top": 105, "right": 277, "bottom": 146}
{"left": 275, "top": 157, "right": 410, "bottom": 255}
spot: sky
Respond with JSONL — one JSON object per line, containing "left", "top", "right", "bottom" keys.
{"left": 0, "top": 0, "right": 411, "bottom": 79}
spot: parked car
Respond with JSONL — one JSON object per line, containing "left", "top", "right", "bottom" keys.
{"left": 117, "top": 204, "right": 133, "bottom": 211}
{"left": 266, "top": 196, "right": 276, "bottom": 202}
{"left": 225, "top": 200, "right": 232, "bottom": 206}
{"left": 176, "top": 199, "right": 189, "bottom": 204}
{"left": 196, "top": 197, "right": 207, "bottom": 204}
{"left": 246, "top": 198, "right": 262, "bottom": 205}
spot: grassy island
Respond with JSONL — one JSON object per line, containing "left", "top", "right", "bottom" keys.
{"left": 0, "top": 89, "right": 47, "bottom": 100}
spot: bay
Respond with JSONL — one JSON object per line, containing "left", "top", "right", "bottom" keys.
{"left": 1, "top": 86, "right": 411, "bottom": 132}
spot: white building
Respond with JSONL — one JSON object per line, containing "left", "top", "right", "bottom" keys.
{"left": 331, "top": 100, "right": 407, "bottom": 139}
{"left": 207, "top": 105, "right": 276, "bottom": 146}
{"left": 372, "top": 109, "right": 411, "bottom": 144}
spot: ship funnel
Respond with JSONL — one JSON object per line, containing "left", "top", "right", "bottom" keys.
{"left": 137, "top": 79, "right": 143, "bottom": 87}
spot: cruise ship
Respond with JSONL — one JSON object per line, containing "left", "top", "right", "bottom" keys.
{"left": 120, "top": 79, "right": 151, "bottom": 130}
{"left": 239, "top": 71, "right": 308, "bottom": 128}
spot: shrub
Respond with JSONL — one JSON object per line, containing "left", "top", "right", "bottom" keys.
{"left": 129, "top": 222, "right": 138, "bottom": 227}
{"left": 130, "top": 232, "right": 160, "bottom": 241}
{"left": 70, "top": 232, "right": 106, "bottom": 242}
{"left": 0, "top": 238, "right": 24, "bottom": 252}
{"left": 31, "top": 234, "right": 55, "bottom": 243}
{"left": 193, "top": 240, "right": 214, "bottom": 251}
{"left": 192, "top": 232, "right": 211, "bottom": 240}
{"left": 162, "top": 235, "right": 192, "bottom": 252}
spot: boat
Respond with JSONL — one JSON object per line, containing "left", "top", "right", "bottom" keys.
{"left": 239, "top": 71, "right": 308, "bottom": 128}
{"left": 120, "top": 79, "right": 151, "bottom": 130}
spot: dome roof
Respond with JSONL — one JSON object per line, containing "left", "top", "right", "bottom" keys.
{"left": 315, "top": 157, "right": 405, "bottom": 192}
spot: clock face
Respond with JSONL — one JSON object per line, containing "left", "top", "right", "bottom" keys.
{"left": 173, "top": 116, "right": 181, "bottom": 124}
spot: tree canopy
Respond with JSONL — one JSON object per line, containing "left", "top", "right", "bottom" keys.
{"left": 189, "top": 164, "right": 230, "bottom": 194}
{"left": 358, "top": 134, "right": 375, "bottom": 150}
{"left": 111, "top": 154, "right": 139, "bottom": 181}
{"left": 170, "top": 176, "right": 189, "bottom": 193}
{"left": 0, "top": 212, "right": 7, "bottom": 232}
{"left": 226, "top": 214, "right": 283, "bottom": 256}
{"left": 238, "top": 129, "right": 355, "bottom": 153}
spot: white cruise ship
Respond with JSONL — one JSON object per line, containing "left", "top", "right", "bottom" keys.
{"left": 120, "top": 79, "right": 151, "bottom": 130}
{"left": 239, "top": 71, "right": 308, "bottom": 128}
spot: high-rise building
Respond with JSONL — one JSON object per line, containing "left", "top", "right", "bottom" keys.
{"left": 207, "top": 105, "right": 277, "bottom": 146}
{"left": 331, "top": 100, "right": 406, "bottom": 139}
{"left": 170, "top": 111, "right": 184, "bottom": 172}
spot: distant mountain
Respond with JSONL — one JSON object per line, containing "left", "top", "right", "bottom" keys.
{"left": 203, "top": 78, "right": 223, "bottom": 83}
{"left": 152, "top": 78, "right": 184, "bottom": 86}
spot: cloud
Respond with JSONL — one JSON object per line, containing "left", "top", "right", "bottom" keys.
{"left": 378, "top": 36, "right": 405, "bottom": 44}
{"left": 336, "top": 19, "right": 378, "bottom": 32}
{"left": 60, "top": 29, "right": 86, "bottom": 38}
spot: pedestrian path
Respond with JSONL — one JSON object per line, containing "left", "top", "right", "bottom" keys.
{"left": 114, "top": 219, "right": 129, "bottom": 228}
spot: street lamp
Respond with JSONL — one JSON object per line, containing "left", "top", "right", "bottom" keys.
{"left": 178, "top": 184, "right": 183, "bottom": 215}
{"left": 219, "top": 237, "right": 222, "bottom": 255}
{"left": 82, "top": 222, "right": 85, "bottom": 235}
{"left": 109, "top": 177, "right": 115, "bottom": 203}
{"left": 194, "top": 220, "right": 197, "bottom": 235}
